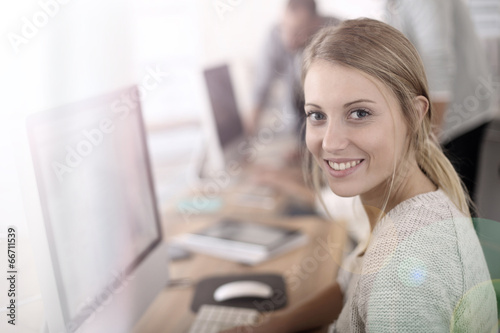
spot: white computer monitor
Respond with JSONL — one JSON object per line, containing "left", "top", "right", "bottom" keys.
{"left": 14, "top": 86, "right": 169, "bottom": 333}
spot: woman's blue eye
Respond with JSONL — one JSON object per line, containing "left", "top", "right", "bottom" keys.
{"left": 306, "top": 111, "right": 325, "bottom": 121}
{"left": 350, "top": 109, "right": 370, "bottom": 119}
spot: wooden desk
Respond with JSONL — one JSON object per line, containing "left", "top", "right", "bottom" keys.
{"left": 133, "top": 201, "right": 347, "bottom": 333}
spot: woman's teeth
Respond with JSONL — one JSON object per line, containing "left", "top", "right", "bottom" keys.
{"left": 328, "top": 160, "right": 362, "bottom": 171}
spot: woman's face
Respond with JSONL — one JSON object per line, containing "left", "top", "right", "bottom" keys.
{"left": 304, "top": 60, "right": 409, "bottom": 202}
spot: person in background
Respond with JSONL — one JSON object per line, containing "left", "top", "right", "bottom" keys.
{"left": 247, "top": 0, "right": 340, "bottom": 206}
{"left": 222, "top": 18, "right": 497, "bottom": 333}
{"left": 385, "top": 0, "right": 496, "bottom": 209}
{"left": 248, "top": 0, "right": 341, "bottom": 136}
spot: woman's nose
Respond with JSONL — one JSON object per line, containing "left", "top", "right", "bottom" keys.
{"left": 322, "top": 121, "right": 349, "bottom": 153}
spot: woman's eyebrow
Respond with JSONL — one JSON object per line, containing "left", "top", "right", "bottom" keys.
{"left": 304, "top": 103, "right": 322, "bottom": 109}
{"left": 344, "top": 99, "right": 376, "bottom": 108}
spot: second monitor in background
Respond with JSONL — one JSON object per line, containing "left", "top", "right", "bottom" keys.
{"left": 200, "top": 64, "right": 293, "bottom": 179}
{"left": 200, "top": 64, "right": 247, "bottom": 177}
{"left": 204, "top": 64, "right": 245, "bottom": 154}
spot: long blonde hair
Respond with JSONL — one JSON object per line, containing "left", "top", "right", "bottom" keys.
{"left": 302, "top": 18, "right": 471, "bottom": 217}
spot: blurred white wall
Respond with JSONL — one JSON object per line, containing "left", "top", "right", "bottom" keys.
{"left": 200, "top": 0, "right": 385, "bottom": 66}
{"left": 0, "top": 1, "right": 142, "bottom": 329}
{"left": 1, "top": 0, "right": 138, "bottom": 236}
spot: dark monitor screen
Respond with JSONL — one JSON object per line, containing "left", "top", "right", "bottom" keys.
{"left": 203, "top": 64, "right": 245, "bottom": 149}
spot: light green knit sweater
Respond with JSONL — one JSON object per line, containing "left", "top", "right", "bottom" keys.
{"left": 335, "top": 189, "right": 497, "bottom": 332}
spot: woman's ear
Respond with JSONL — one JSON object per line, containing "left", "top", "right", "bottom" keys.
{"left": 414, "top": 96, "right": 429, "bottom": 122}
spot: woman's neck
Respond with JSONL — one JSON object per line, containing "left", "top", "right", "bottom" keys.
{"left": 361, "top": 162, "right": 437, "bottom": 230}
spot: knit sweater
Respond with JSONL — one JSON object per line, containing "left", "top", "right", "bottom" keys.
{"left": 334, "top": 189, "right": 497, "bottom": 332}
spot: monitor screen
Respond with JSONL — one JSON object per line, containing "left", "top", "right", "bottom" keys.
{"left": 203, "top": 64, "right": 245, "bottom": 149}
{"left": 26, "top": 87, "right": 162, "bottom": 329}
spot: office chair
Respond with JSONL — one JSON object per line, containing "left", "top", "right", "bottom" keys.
{"left": 473, "top": 218, "right": 500, "bottom": 329}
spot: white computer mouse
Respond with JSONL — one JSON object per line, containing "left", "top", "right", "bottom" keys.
{"left": 213, "top": 280, "right": 273, "bottom": 302}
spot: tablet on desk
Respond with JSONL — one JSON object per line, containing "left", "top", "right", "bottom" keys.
{"left": 172, "top": 219, "right": 308, "bottom": 265}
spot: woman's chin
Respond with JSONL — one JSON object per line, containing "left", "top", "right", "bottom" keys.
{"left": 328, "top": 185, "right": 359, "bottom": 198}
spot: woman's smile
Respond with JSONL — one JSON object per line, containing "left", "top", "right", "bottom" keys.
{"left": 323, "top": 158, "right": 365, "bottom": 177}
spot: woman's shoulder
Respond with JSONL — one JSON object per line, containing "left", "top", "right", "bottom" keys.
{"left": 365, "top": 189, "right": 462, "bottom": 269}
{"left": 389, "top": 188, "right": 465, "bottom": 221}
{"left": 375, "top": 189, "right": 469, "bottom": 238}
{"left": 358, "top": 189, "right": 496, "bottom": 331}
{"left": 362, "top": 189, "right": 488, "bottom": 298}
{"left": 369, "top": 189, "right": 472, "bottom": 258}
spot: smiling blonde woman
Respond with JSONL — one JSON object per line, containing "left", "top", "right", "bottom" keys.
{"left": 302, "top": 18, "right": 497, "bottom": 332}
{"left": 222, "top": 18, "right": 497, "bottom": 333}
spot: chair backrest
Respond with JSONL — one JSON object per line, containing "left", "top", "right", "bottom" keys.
{"left": 473, "top": 218, "right": 500, "bottom": 322}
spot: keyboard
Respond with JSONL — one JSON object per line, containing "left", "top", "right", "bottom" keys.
{"left": 189, "top": 305, "right": 260, "bottom": 333}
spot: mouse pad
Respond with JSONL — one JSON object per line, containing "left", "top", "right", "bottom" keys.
{"left": 190, "top": 273, "right": 288, "bottom": 313}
